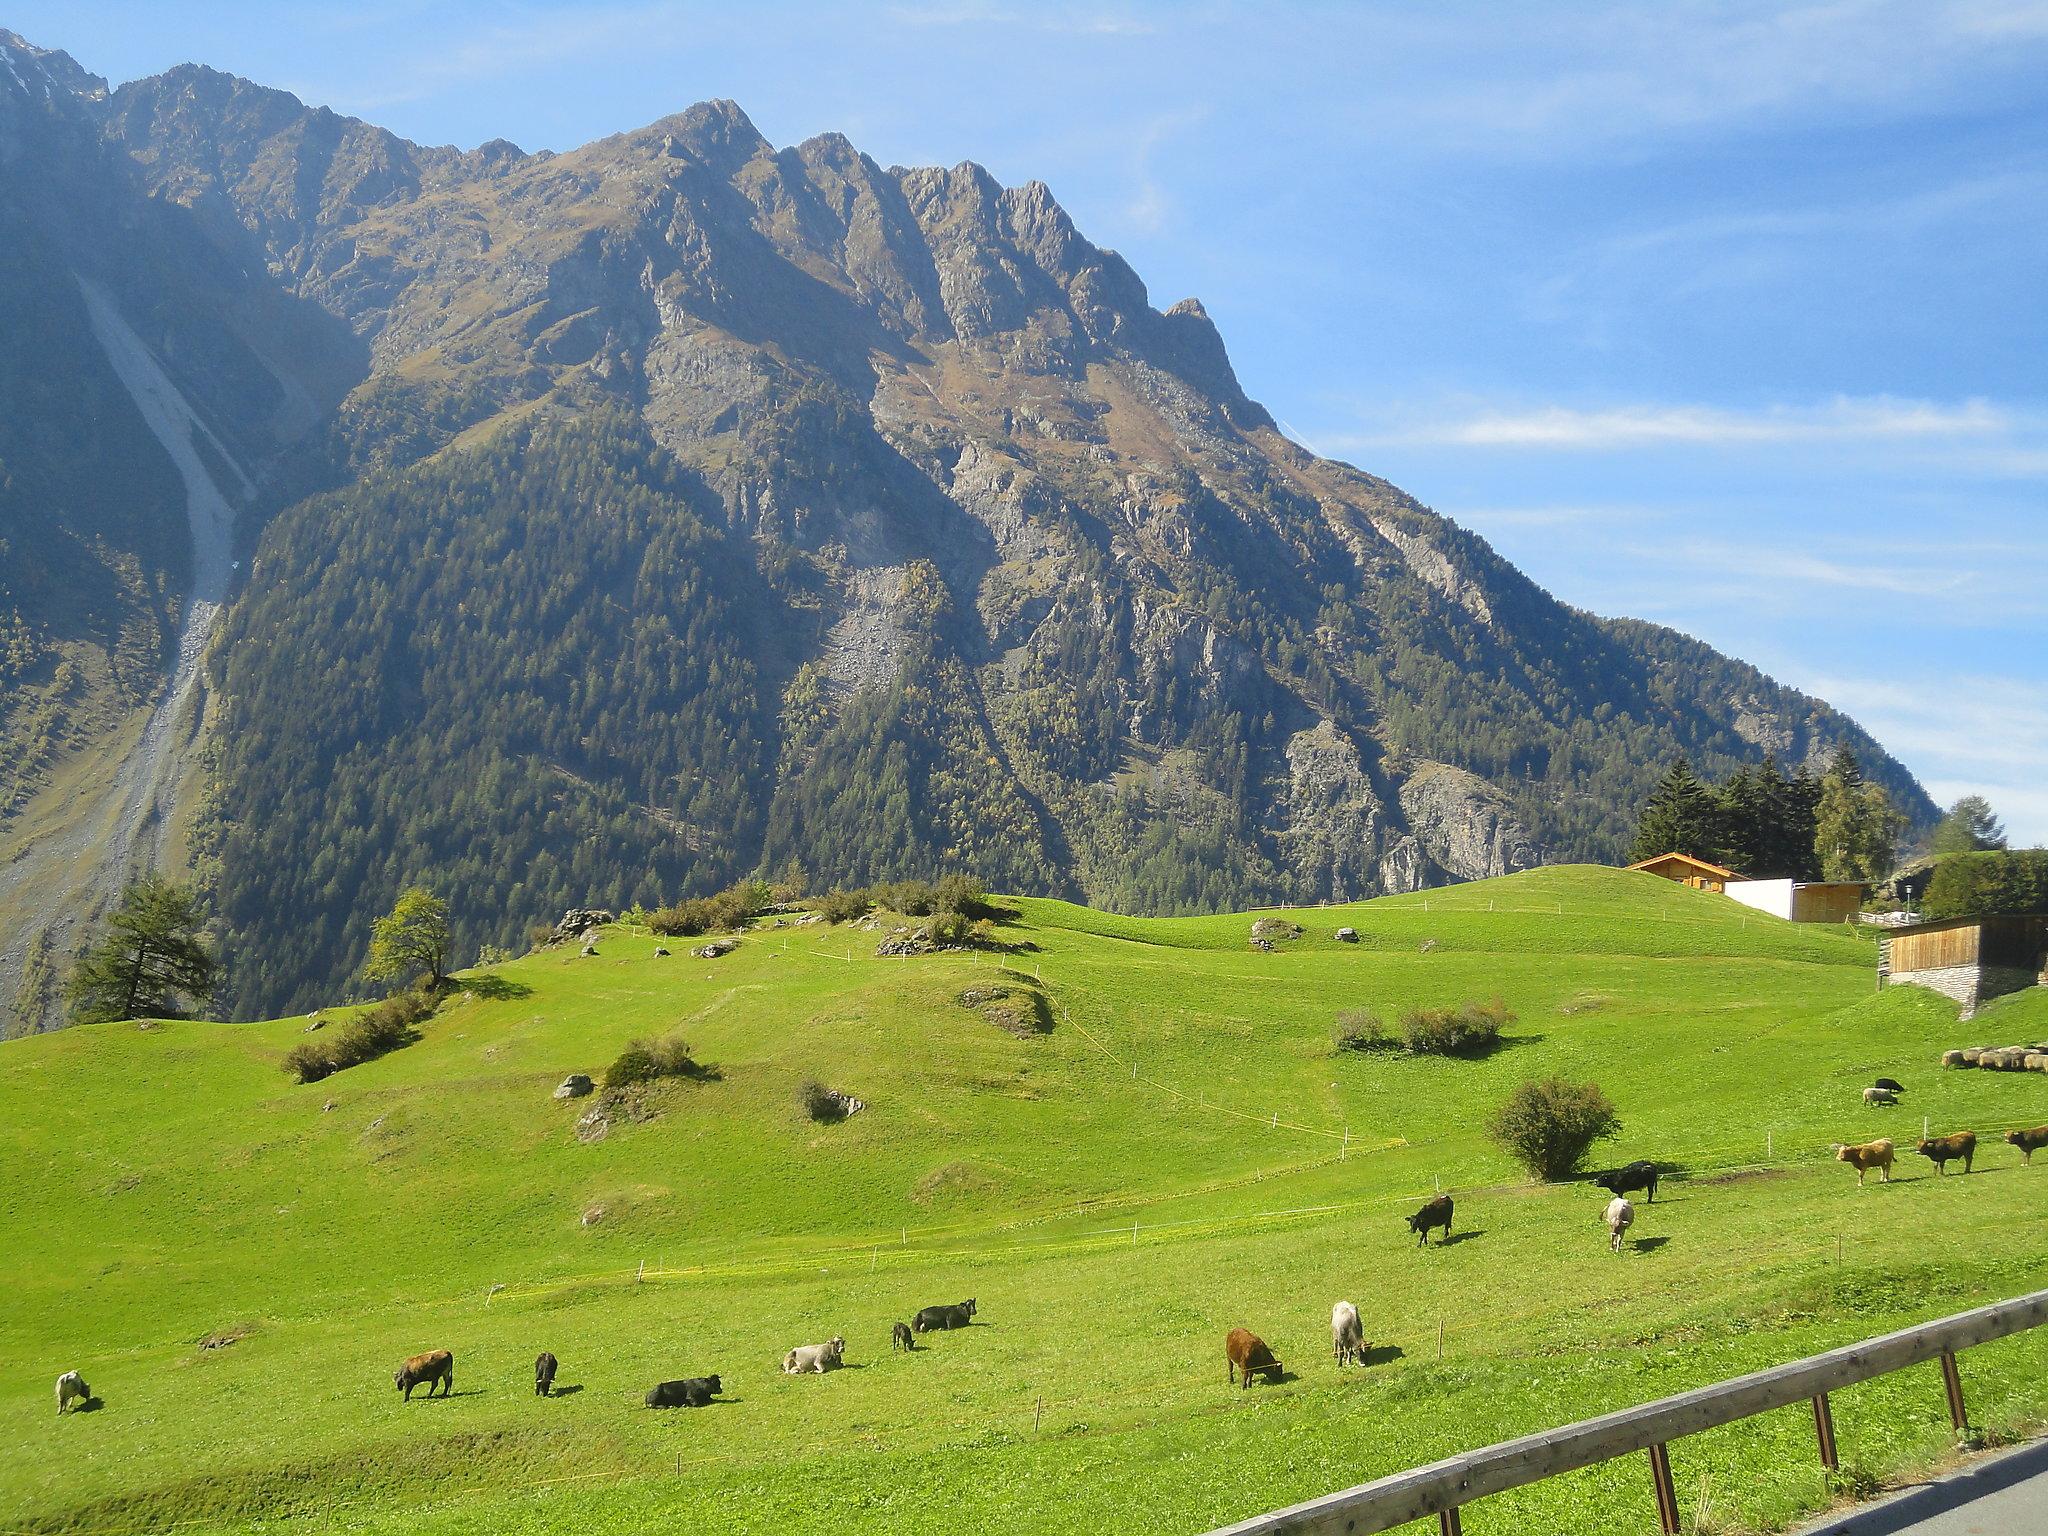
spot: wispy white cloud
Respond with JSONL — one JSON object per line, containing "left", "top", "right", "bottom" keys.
{"left": 886, "top": 2, "right": 1155, "bottom": 34}
{"left": 1361, "top": 396, "right": 2014, "bottom": 451}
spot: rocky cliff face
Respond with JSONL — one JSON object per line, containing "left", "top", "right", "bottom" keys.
{"left": 0, "top": 34, "right": 1937, "bottom": 1018}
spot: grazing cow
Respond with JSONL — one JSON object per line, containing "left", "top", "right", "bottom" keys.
{"left": 782, "top": 1337, "right": 845, "bottom": 1374}
{"left": 2004, "top": 1125, "right": 2048, "bottom": 1165}
{"left": 891, "top": 1322, "right": 915, "bottom": 1352}
{"left": 1834, "top": 1139, "right": 1895, "bottom": 1186}
{"left": 1873, "top": 1077, "right": 1905, "bottom": 1094}
{"left": 1605, "top": 1196, "right": 1635, "bottom": 1254}
{"left": 1225, "top": 1327, "right": 1282, "bottom": 1388}
{"left": 55, "top": 1371, "right": 90, "bottom": 1415}
{"left": 534, "top": 1352, "right": 558, "bottom": 1397}
{"left": 912, "top": 1299, "right": 977, "bottom": 1332}
{"left": 1406, "top": 1194, "right": 1454, "bottom": 1247}
{"left": 1917, "top": 1131, "right": 1977, "bottom": 1176}
{"left": 645, "top": 1374, "right": 722, "bottom": 1408}
{"left": 1863, "top": 1086, "right": 1899, "bottom": 1107}
{"left": 1594, "top": 1160, "right": 1661, "bottom": 1203}
{"left": 395, "top": 1350, "right": 454, "bottom": 1400}
{"left": 1330, "top": 1302, "right": 1364, "bottom": 1367}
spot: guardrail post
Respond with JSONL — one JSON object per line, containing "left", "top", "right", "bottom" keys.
{"left": 1647, "top": 1442, "right": 1681, "bottom": 1534}
{"left": 1811, "top": 1392, "right": 1839, "bottom": 1471}
{"left": 1438, "top": 1508, "right": 1462, "bottom": 1535}
{"left": 1940, "top": 1349, "right": 1968, "bottom": 1431}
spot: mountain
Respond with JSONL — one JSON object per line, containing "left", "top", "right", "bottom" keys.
{"left": 0, "top": 32, "right": 1936, "bottom": 1023}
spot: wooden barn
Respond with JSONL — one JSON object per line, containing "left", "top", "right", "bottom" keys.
{"left": 1881, "top": 913, "right": 2048, "bottom": 1017}
{"left": 1627, "top": 852, "right": 1740, "bottom": 893}
{"left": 1725, "top": 878, "right": 1866, "bottom": 925}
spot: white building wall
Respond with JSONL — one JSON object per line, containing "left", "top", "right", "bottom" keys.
{"left": 1725, "top": 879, "right": 1796, "bottom": 920}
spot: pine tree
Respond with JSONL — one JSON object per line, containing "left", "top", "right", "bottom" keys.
{"left": 67, "top": 876, "right": 219, "bottom": 1024}
{"left": 1929, "top": 795, "right": 2007, "bottom": 856}
{"left": 1815, "top": 751, "right": 1905, "bottom": 883}
{"left": 1630, "top": 758, "right": 1720, "bottom": 864}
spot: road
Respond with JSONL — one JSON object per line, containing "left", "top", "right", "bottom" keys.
{"left": 1794, "top": 1438, "right": 2048, "bottom": 1535}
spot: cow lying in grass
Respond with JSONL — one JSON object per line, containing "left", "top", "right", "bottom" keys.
{"left": 1834, "top": 1139, "right": 1894, "bottom": 1186}
{"left": 395, "top": 1350, "right": 453, "bottom": 1400}
{"left": 913, "top": 1300, "right": 977, "bottom": 1332}
{"left": 2005, "top": 1126, "right": 2048, "bottom": 1165}
{"left": 1226, "top": 1328, "right": 1281, "bottom": 1388}
{"left": 1917, "top": 1131, "right": 1977, "bottom": 1176}
{"left": 1604, "top": 1196, "right": 1634, "bottom": 1253}
{"left": 1406, "top": 1194, "right": 1453, "bottom": 1247}
{"left": 783, "top": 1337, "right": 845, "bottom": 1374}
{"left": 645, "top": 1375, "right": 721, "bottom": 1408}
{"left": 1594, "top": 1160, "right": 1660, "bottom": 1203}
{"left": 1331, "top": 1302, "right": 1364, "bottom": 1366}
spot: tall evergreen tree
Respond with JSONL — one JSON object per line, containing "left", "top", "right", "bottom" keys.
{"left": 1929, "top": 795, "right": 2007, "bottom": 856}
{"left": 1815, "top": 749, "right": 1905, "bottom": 882}
{"left": 1630, "top": 757, "right": 1720, "bottom": 864}
{"left": 67, "top": 876, "right": 219, "bottom": 1024}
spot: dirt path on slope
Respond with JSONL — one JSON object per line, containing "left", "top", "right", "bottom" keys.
{"left": 0, "top": 280, "right": 251, "bottom": 1031}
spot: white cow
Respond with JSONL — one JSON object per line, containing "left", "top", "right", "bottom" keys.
{"left": 1605, "top": 1196, "right": 1635, "bottom": 1254}
{"left": 1331, "top": 1301, "right": 1364, "bottom": 1366}
{"left": 55, "top": 1371, "right": 90, "bottom": 1414}
{"left": 782, "top": 1336, "right": 845, "bottom": 1374}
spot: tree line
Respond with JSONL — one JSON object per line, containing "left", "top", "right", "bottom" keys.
{"left": 1628, "top": 747, "right": 1909, "bottom": 882}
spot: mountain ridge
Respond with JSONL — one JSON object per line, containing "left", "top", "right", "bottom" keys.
{"left": 0, "top": 32, "right": 1935, "bottom": 1021}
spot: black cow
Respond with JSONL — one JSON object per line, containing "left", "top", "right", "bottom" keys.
{"left": 1594, "top": 1160, "right": 1661, "bottom": 1203}
{"left": 1406, "top": 1194, "right": 1453, "bottom": 1246}
{"left": 913, "top": 1299, "right": 977, "bottom": 1332}
{"left": 645, "top": 1374, "right": 722, "bottom": 1408}
{"left": 534, "top": 1352, "right": 558, "bottom": 1397}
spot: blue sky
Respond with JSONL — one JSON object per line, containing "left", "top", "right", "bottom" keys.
{"left": 18, "top": 0, "right": 2046, "bottom": 842}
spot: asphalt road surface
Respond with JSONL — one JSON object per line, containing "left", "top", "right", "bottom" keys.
{"left": 1794, "top": 1438, "right": 2048, "bottom": 1535}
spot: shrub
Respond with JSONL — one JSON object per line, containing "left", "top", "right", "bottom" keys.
{"left": 602, "top": 1032, "right": 709, "bottom": 1091}
{"left": 1333, "top": 1008, "right": 1390, "bottom": 1052}
{"left": 1400, "top": 998, "right": 1513, "bottom": 1057}
{"left": 814, "top": 888, "right": 872, "bottom": 923}
{"left": 873, "top": 879, "right": 937, "bottom": 916}
{"left": 1487, "top": 1077, "right": 1621, "bottom": 1181}
{"left": 799, "top": 1078, "right": 845, "bottom": 1123}
{"left": 283, "top": 985, "right": 437, "bottom": 1083}
{"left": 1922, "top": 850, "right": 2048, "bottom": 920}
{"left": 933, "top": 874, "right": 996, "bottom": 920}
{"left": 649, "top": 879, "right": 771, "bottom": 936}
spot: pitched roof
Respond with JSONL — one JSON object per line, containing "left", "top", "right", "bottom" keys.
{"left": 1626, "top": 852, "right": 1742, "bottom": 879}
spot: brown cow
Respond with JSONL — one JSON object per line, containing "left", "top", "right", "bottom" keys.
{"left": 395, "top": 1350, "right": 454, "bottom": 1400}
{"left": 2004, "top": 1126, "right": 2048, "bottom": 1165}
{"left": 1226, "top": 1327, "right": 1282, "bottom": 1388}
{"left": 1833, "top": 1139, "right": 1894, "bottom": 1186}
{"left": 1917, "top": 1131, "right": 1977, "bottom": 1176}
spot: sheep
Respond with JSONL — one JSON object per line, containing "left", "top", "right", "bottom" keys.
{"left": 55, "top": 1371, "right": 90, "bottom": 1415}
{"left": 1834, "top": 1139, "right": 1894, "bottom": 1186}
{"left": 782, "top": 1337, "right": 845, "bottom": 1374}
{"left": 1226, "top": 1327, "right": 1282, "bottom": 1388}
{"left": 394, "top": 1350, "right": 453, "bottom": 1400}
{"left": 1916, "top": 1131, "right": 1977, "bottom": 1176}
{"left": 2004, "top": 1126, "right": 2048, "bottom": 1165}
{"left": 1605, "top": 1196, "right": 1634, "bottom": 1253}
{"left": 1406, "top": 1194, "right": 1453, "bottom": 1247}
{"left": 1873, "top": 1077, "right": 1905, "bottom": 1094}
{"left": 1863, "top": 1085, "right": 1899, "bottom": 1107}
{"left": 1331, "top": 1302, "right": 1364, "bottom": 1366}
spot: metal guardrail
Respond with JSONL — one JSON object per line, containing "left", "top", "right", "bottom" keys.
{"left": 1210, "top": 1287, "right": 2048, "bottom": 1536}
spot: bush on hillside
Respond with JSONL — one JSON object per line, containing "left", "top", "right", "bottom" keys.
{"left": 1400, "top": 999, "right": 1513, "bottom": 1057}
{"left": 1487, "top": 1077, "right": 1621, "bottom": 1181}
{"left": 1922, "top": 850, "right": 2048, "bottom": 920}
{"left": 602, "top": 1032, "right": 711, "bottom": 1091}
{"left": 814, "top": 888, "right": 871, "bottom": 923}
{"left": 283, "top": 985, "right": 438, "bottom": 1083}
{"left": 1333, "top": 1008, "right": 1391, "bottom": 1052}
{"left": 649, "top": 879, "right": 772, "bottom": 937}
{"left": 799, "top": 1078, "right": 858, "bottom": 1123}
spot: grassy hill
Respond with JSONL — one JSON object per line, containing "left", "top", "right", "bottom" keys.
{"left": 5, "top": 866, "right": 2048, "bottom": 1535}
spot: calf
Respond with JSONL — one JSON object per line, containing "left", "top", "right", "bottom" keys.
{"left": 2004, "top": 1125, "right": 2048, "bottom": 1165}
{"left": 912, "top": 1299, "right": 977, "bottom": 1332}
{"left": 1605, "top": 1196, "right": 1634, "bottom": 1254}
{"left": 645, "top": 1374, "right": 721, "bottom": 1408}
{"left": 1225, "top": 1327, "right": 1282, "bottom": 1388}
{"left": 1834, "top": 1139, "right": 1894, "bottom": 1186}
{"left": 1917, "top": 1131, "right": 1977, "bottom": 1176}
{"left": 534, "top": 1351, "right": 558, "bottom": 1397}
{"left": 1330, "top": 1301, "right": 1364, "bottom": 1367}
{"left": 1594, "top": 1160, "right": 1660, "bottom": 1203}
{"left": 783, "top": 1337, "right": 845, "bottom": 1374}
{"left": 394, "top": 1350, "right": 454, "bottom": 1400}
{"left": 55, "top": 1371, "right": 90, "bottom": 1415}
{"left": 1406, "top": 1194, "right": 1454, "bottom": 1247}
{"left": 891, "top": 1322, "right": 915, "bottom": 1352}
{"left": 1863, "top": 1086, "right": 1899, "bottom": 1107}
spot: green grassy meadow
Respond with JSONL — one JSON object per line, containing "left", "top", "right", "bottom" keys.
{"left": 5, "top": 866, "right": 2048, "bottom": 1535}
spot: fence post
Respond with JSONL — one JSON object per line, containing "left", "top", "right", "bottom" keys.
{"left": 1811, "top": 1392, "right": 1839, "bottom": 1471}
{"left": 1646, "top": 1442, "right": 1681, "bottom": 1535}
{"left": 1438, "top": 1509, "right": 1462, "bottom": 1535}
{"left": 1940, "top": 1349, "right": 1969, "bottom": 1432}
